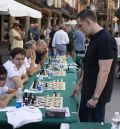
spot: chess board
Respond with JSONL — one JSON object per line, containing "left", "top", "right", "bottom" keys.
{"left": 44, "top": 80, "right": 65, "bottom": 90}
{"left": 29, "top": 79, "right": 65, "bottom": 92}
{"left": 23, "top": 93, "right": 63, "bottom": 108}
{"left": 29, "top": 79, "right": 44, "bottom": 93}
{"left": 55, "top": 71, "right": 66, "bottom": 76}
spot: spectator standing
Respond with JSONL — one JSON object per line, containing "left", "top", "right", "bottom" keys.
{"left": 67, "top": 26, "right": 76, "bottom": 58}
{"left": 27, "top": 23, "right": 35, "bottom": 41}
{"left": 52, "top": 25, "right": 69, "bottom": 56}
{"left": 9, "top": 20, "right": 24, "bottom": 50}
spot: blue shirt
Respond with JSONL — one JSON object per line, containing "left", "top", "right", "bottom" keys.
{"left": 74, "top": 30, "right": 85, "bottom": 51}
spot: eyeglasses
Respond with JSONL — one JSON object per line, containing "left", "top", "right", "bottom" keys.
{"left": 0, "top": 76, "right": 7, "bottom": 81}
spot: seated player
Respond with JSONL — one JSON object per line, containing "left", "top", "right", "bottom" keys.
{"left": 3, "top": 48, "right": 28, "bottom": 89}
{"left": 23, "top": 41, "right": 40, "bottom": 76}
{"left": 0, "top": 66, "right": 17, "bottom": 108}
{"left": 36, "top": 40, "right": 48, "bottom": 65}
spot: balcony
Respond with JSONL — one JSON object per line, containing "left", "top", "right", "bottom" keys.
{"left": 29, "top": 0, "right": 48, "bottom": 7}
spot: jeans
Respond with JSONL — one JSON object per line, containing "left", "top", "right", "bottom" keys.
{"left": 78, "top": 95, "right": 106, "bottom": 122}
{"left": 55, "top": 44, "right": 67, "bottom": 56}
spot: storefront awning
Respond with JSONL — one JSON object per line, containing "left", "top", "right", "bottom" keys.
{"left": 0, "top": 0, "right": 42, "bottom": 18}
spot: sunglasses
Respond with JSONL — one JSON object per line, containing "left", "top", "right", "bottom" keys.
{"left": 0, "top": 76, "right": 7, "bottom": 81}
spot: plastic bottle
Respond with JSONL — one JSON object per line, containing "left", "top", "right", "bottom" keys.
{"left": 16, "top": 88, "right": 23, "bottom": 108}
{"left": 111, "top": 112, "right": 120, "bottom": 129}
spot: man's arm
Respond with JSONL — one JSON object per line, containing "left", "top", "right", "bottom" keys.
{"left": 0, "top": 93, "right": 16, "bottom": 108}
{"left": 12, "top": 76, "right": 25, "bottom": 88}
{"left": 27, "top": 64, "right": 41, "bottom": 76}
{"left": 72, "top": 73, "right": 83, "bottom": 96}
{"left": 7, "top": 88, "right": 17, "bottom": 94}
{"left": 21, "top": 73, "right": 28, "bottom": 84}
{"left": 87, "top": 59, "right": 113, "bottom": 108}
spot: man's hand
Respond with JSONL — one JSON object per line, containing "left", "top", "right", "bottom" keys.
{"left": 30, "top": 51, "right": 36, "bottom": 61}
{"left": 71, "top": 84, "right": 81, "bottom": 96}
{"left": 87, "top": 98, "right": 98, "bottom": 108}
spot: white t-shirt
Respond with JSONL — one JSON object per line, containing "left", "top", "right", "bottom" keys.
{"left": 0, "top": 85, "right": 8, "bottom": 99}
{"left": 3, "top": 60, "right": 26, "bottom": 88}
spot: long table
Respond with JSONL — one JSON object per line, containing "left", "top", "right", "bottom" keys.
{"left": 70, "top": 122, "right": 112, "bottom": 129}
{"left": 0, "top": 57, "right": 79, "bottom": 129}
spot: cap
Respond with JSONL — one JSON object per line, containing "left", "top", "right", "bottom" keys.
{"left": 13, "top": 20, "right": 21, "bottom": 26}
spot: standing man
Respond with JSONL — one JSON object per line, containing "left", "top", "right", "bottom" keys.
{"left": 52, "top": 25, "right": 69, "bottom": 56}
{"left": 74, "top": 25, "right": 85, "bottom": 67}
{"left": 9, "top": 20, "right": 24, "bottom": 50}
{"left": 72, "top": 9, "right": 117, "bottom": 122}
{"left": 27, "top": 23, "right": 35, "bottom": 41}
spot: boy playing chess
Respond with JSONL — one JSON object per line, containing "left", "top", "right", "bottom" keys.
{"left": 0, "top": 66, "right": 16, "bottom": 108}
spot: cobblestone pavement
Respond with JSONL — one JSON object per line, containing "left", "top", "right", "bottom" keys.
{"left": 105, "top": 78, "right": 120, "bottom": 122}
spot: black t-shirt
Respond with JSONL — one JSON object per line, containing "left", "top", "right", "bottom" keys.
{"left": 81, "top": 29, "right": 118, "bottom": 104}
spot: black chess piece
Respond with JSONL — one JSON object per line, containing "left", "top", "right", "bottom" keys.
{"left": 66, "top": 65, "right": 70, "bottom": 72}
{"left": 45, "top": 82, "right": 48, "bottom": 87}
{"left": 33, "top": 79, "right": 37, "bottom": 89}
{"left": 33, "top": 95, "right": 36, "bottom": 101}
{"left": 31, "top": 98, "right": 35, "bottom": 105}
{"left": 68, "top": 65, "right": 70, "bottom": 71}
{"left": 54, "top": 92, "right": 57, "bottom": 97}
{"left": 25, "top": 98, "right": 29, "bottom": 106}
{"left": 24, "top": 93, "right": 27, "bottom": 98}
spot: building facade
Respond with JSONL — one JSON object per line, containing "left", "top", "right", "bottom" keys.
{"left": 0, "top": 0, "right": 77, "bottom": 43}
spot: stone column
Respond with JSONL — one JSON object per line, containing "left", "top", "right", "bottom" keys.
{"left": 37, "top": 18, "right": 41, "bottom": 30}
{"left": 47, "top": 16, "right": 52, "bottom": 27}
{"left": 9, "top": 16, "right": 15, "bottom": 30}
{"left": 61, "top": 17, "right": 65, "bottom": 24}
{"left": 58, "top": 15, "right": 62, "bottom": 25}
{"left": 53, "top": 16, "right": 57, "bottom": 26}
{"left": 1, "top": 16, "right": 4, "bottom": 42}
{"left": 25, "top": 16, "right": 30, "bottom": 35}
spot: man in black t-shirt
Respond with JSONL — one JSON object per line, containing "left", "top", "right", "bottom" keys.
{"left": 72, "top": 10, "right": 117, "bottom": 122}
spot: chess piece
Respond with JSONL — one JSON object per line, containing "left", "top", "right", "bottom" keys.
{"left": 33, "top": 79, "right": 37, "bottom": 89}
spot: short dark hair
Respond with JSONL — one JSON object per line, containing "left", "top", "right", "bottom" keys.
{"left": 0, "top": 65, "right": 7, "bottom": 76}
{"left": 10, "top": 48, "right": 26, "bottom": 59}
{"left": 77, "top": 9, "right": 97, "bottom": 22}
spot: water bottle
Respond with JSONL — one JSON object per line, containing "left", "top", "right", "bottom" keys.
{"left": 111, "top": 112, "right": 120, "bottom": 129}
{"left": 16, "top": 88, "right": 23, "bottom": 108}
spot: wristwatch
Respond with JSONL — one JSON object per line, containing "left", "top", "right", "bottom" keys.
{"left": 92, "top": 95, "right": 99, "bottom": 100}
